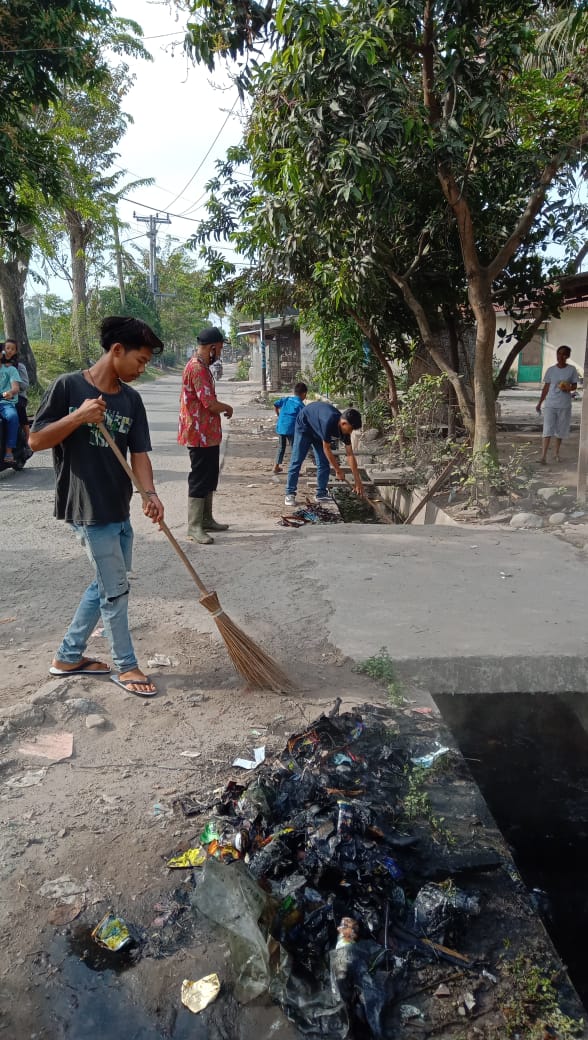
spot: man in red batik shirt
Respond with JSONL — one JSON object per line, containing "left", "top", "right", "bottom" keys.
{"left": 178, "top": 327, "right": 233, "bottom": 544}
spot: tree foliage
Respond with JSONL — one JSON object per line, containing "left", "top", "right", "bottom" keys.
{"left": 96, "top": 240, "right": 212, "bottom": 359}
{"left": 183, "top": 0, "right": 588, "bottom": 458}
{"left": 0, "top": 0, "right": 114, "bottom": 237}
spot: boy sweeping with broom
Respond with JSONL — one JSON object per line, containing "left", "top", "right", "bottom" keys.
{"left": 29, "top": 316, "right": 165, "bottom": 698}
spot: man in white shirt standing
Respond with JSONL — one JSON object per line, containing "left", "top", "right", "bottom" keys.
{"left": 536, "top": 345, "right": 577, "bottom": 464}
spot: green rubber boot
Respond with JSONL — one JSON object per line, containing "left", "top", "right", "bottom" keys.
{"left": 187, "top": 498, "right": 213, "bottom": 544}
{"left": 203, "top": 492, "right": 229, "bottom": 532}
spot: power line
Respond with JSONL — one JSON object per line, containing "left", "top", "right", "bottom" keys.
{"left": 0, "top": 32, "right": 185, "bottom": 55}
{"left": 118, "top": 195, "right": 203, "bottom": 222}
{"left": 178, "top": 189, "right": 209, "bottom": 216}
{"left": 165, "top": 98, "right": 239, "bottom": 209}
{"left": 140, "top": 31, "right": 186, "bottom": 40}
{"left": 113, "top": 98, "right": 241, "bottom": 219}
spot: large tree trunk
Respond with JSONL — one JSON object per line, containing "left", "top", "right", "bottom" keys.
{"left": 383, "top": 266, "right": 476, "bottom": 439}
{"left": 469, "top": 281, "right": 498, "bottom": 458}
{"left": 0, "top": 245, "right": 37, "bottom": 385}
{"left": 67, "top": 210, "right": 93, "bottom": 365}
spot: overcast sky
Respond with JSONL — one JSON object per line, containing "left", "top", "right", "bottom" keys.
{"left": 39, "top": 0, "right": 246, "bottom": 298}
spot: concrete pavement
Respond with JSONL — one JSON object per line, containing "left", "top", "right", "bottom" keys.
{"left": 134, "top": 370, "right": 588, "bottom": 697}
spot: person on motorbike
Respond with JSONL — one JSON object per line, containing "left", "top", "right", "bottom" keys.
{"left": 3, "top": 339, "right": 31, "bottom": 450}
{"left": 0, "top": 345, "right": 21, "bottom": 465}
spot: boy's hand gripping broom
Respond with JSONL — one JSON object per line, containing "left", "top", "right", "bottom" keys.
{"left": 98, "top": 422, "right": 293, "bottom": 693}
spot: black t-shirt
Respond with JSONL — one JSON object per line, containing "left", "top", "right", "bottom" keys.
{"left": 31, "top": 372, "right": 152, "bottom": 523}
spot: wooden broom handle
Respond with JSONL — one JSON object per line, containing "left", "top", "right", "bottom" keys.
{"left": 97, "top": 422, "right": 210, "bottom": 597}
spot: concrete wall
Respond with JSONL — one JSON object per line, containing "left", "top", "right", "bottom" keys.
{"left": 299, "top": 328, "right": 315, "bottom": 374}
{"left": 246, "top": 323, "right": 313, "bottom": 388}
{"left": 375, "top": 481, "right": 459, "bottom": 526}
{"left": 494, "top": 307, "right": 587, "bottom": 380}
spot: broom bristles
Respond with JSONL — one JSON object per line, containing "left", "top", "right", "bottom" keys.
{"left": 200, "top": 590, "right": 294, "bottom": 692}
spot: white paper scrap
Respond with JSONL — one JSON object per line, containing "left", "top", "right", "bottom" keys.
{"left": 232, "top": 746, "right": 266, "bottom": 770}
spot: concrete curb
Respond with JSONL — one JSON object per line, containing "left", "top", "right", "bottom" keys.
{"left": 393, "top": 654, "right": 588, "bottom": 694}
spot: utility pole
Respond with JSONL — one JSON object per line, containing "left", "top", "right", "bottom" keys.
{"left": 133, "top": 211, "right": 171, "bottom": 295}
{"left": 260, "top": 307, "right": 267, "bottom": 397}
{"left": 112, "top": 215, "right": 126, "bottom": 308}
{"left": 576, "top": 319, "right": 588, "bottom": 502}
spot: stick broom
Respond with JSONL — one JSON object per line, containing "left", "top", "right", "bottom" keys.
{"left": 98, "top": 423, "right": 293, "bottom": 693}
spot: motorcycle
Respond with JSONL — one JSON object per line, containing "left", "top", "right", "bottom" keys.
{"left": 0, "top": 414, "right": 32, "bottom": 473}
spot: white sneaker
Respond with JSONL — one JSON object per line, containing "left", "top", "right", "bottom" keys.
{"left": 314, "top": 492, "right": 331, "bottom": 503}
{"left": 284, "top": 494, "right": 297, "bottom": 506}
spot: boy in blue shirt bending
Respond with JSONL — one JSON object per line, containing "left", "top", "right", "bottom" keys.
{"left": 285, "top": 400, "right": 364, "bottom": 505}
{"left": 273, "top": 381, "right": 307, "bottom": 473}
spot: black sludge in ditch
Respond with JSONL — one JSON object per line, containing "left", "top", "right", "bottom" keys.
{"left": 435, "top": 691, "right": 588, "bottom": 1010}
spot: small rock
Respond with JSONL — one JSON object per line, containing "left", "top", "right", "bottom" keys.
{"left": 434, "top": 983, "right": 451, "bottom": 997}
{"left": 85, "top": 714, "right": 107, "bottom": 729}
{"left": 39, "top": 876, "right": 87, "bottom": 904}
{"left": 399, "top": 1005, "right": 423, "bottom": 1025}
{"left": 356, "top": 427, "right": 381, "bottom": 445}
{"left": 509, "top": 512, "right": 544, "bottom": 529}
{"left": 65, "top": 698, "right": 100, "bottom": 715}
{"left": 548, "top": 512, "right": 567, "bottom": 525}
{"left": 58, "top": 828, "right": 67, "bottom": 838}
{"left": 28, "top": 679, "right": 70, "bottom": 706}
{"left": 537, "top": 487, "right": 560, "bottom": 502}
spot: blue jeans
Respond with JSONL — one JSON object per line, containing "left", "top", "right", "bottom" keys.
{"left": 286, "top": 431, "right": 330, "bottom": 496}
{"left": 275, "top": 433, "right": 293, "bottom": 466}
{"left": 0, "top": 401, "right": 19, "bottom": 449}
{"left": 55, "top": 521, "right": 137, "bottom": 673}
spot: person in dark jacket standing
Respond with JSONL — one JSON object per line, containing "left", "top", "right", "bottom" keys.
{"left": 284, "top": 400, "right": 364, "bottom": 506}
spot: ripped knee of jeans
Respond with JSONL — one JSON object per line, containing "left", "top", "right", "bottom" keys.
{"left": 106, "top": 588, "right": 130, "bottom": 604}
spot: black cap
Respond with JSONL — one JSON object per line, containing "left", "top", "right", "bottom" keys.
{"left": 197, "top": 326, "right": 225, "bottom": 345}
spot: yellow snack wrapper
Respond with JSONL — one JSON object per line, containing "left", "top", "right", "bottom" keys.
{"left": 92, "top": 912, "right": 132, "bottom": 951}
{"left": 181, "top": 973, "right": 221, "bottom": 1013}
{"left": 167, "top": 846, "right": 207, "bottom": 868}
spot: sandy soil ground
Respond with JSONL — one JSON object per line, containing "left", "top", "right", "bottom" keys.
{"left": 0, "top": 369, "right": 584, "bottom": 1038}
{"left": 0, "top": 370, "right": 390, "bottom": 1038}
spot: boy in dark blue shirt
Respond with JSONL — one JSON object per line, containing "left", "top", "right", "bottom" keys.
{"left": 273, "top": 380, "right": 307, "bottom": 473}
{"left": 284, "top": 400, "right": 364, "bottom": 505}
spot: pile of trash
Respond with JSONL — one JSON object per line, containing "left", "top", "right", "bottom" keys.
{"left": 171, "top": 707, "right": 482, "bottom": 1038}
{"left": 278, "top": 498, "right": 343, "bottom": 527}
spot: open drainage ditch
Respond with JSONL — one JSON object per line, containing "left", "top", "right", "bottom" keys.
{"left": 435, "top": 690, "right": 588, "bottom": 1010}
{"left": 331, "top": 484, "right": 402, "bottom": 524}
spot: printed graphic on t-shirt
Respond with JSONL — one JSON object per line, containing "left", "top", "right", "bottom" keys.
{"left": 68, "top": 406, "right": 133, "bottom": 447}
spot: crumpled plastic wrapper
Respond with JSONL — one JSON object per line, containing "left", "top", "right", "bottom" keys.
{"left": 181, "top": 973, "right": 221, "bottom": 1013}
{"left": 92, "top": 913, "right": 132, "bottom": 951}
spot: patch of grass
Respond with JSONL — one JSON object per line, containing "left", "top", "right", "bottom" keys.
{"left": 234, "top": 358, "right": 251, "bottom": 381}
{"left": 401, "top": 764, "right": 454, "bottom": 844}
{"left": 403, "top": 764, "right": 431, "bottom": 820}
{"left": 355, "top": 647, "right": 404, "bottom": 706}
{"left": 500, "top": 955, "right": 584, "bottom": 1038}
